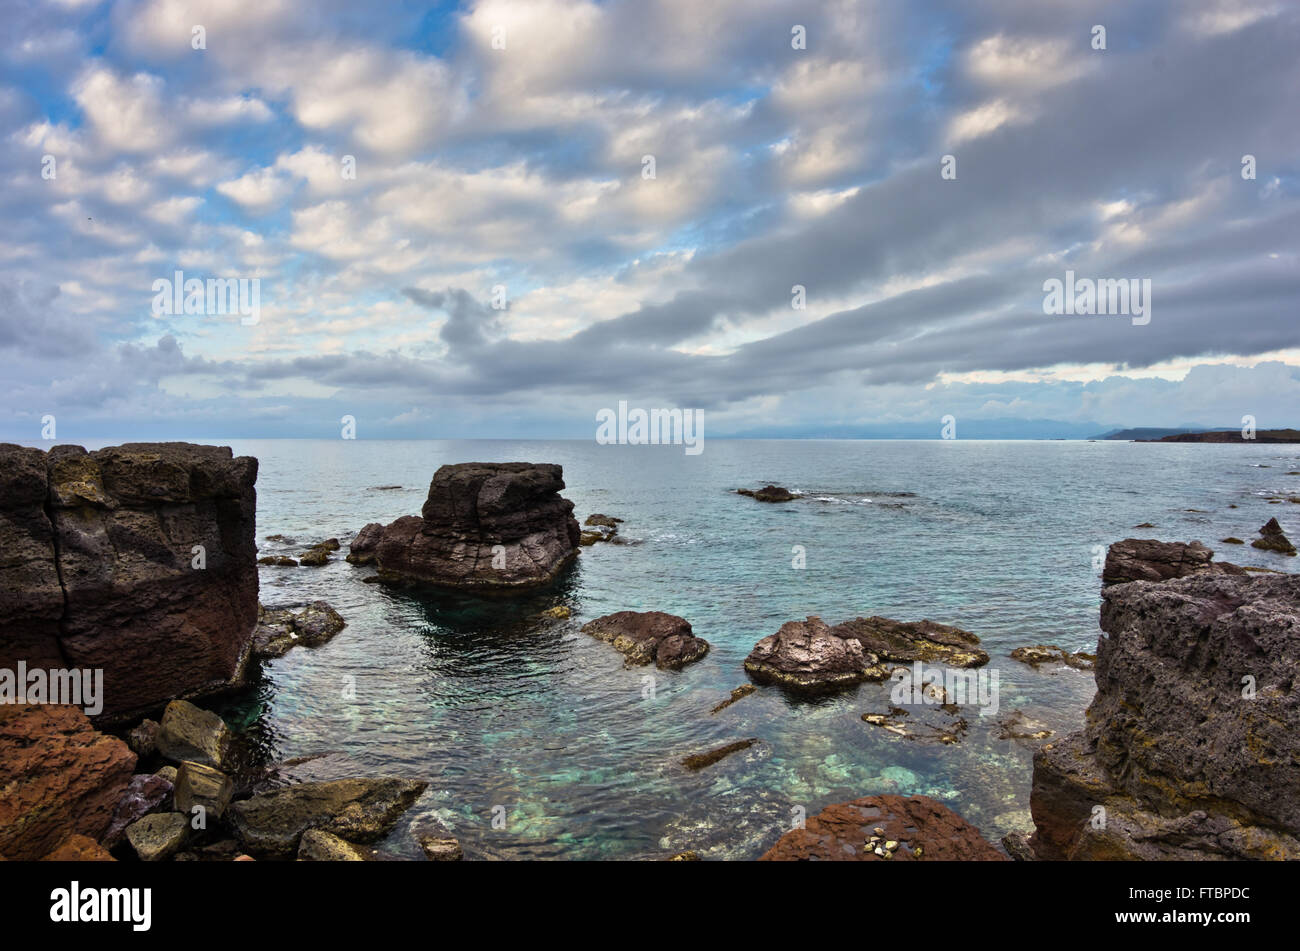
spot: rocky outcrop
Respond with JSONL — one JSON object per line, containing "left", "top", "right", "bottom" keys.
{"left": 737, "top": 485, "right": 799, "bottom": 502}
{"left": 227, "top": 777, "right": 428, "bottom": 858}
{"left": 744, "top": 616, "right": 886, "bottom": 693}
{"left": 1010, "top": 645, "right": 1095, "bottom": 670}
{"left": 580, "top": 611, "right": 710, "bottom": 669}
{"left": 0, "top": 442, "right": 259, "bottom": 720}
{"left": 1028, "top": 569, "right": 1300, "bottom": 860}
{"left": 371, "top": 463, "right": 580, "bottom": 592}
{"left": 744, "top": 614, "right": 987, "bottom": 694}
{"left": 1251, "top": 517, "right": 1296, "bottom": 555}
{"left": 0, "top": 704, "right": 137, "bottom": 860}
{"left": 252, "top": 601, "right": 346, "bottom": 659}
{"left": 346, "top": 523, "right": 385, "bottom": 564}
{"left": 760, "top": 794, "right": 1006, "bottom": 861}
{"left": 1101, "top": 537, "right": 1244, "bottom": 585}
{"left": 156, "top": 699, "right": 231, "bottom": 770}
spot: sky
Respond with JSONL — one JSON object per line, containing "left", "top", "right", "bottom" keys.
{"left": 0, "top": 0, "right": 1297, "bottom": 441}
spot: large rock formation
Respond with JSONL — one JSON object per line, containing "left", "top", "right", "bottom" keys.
{"left": 0, "top": 703, "right": 137, "bottom": 860}
{"left": 0, "top": 442, "right": 259, "bottom": 720}
{"left": 1028, "top": 567, "right": 1300, "bottom": 860}
{"left": 761, "top": 794, "right": 1006, "bottom": 861}
{"left": 371, "top": 462, "right": 580, "bottom": 591}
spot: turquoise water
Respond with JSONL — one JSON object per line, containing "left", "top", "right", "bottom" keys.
{"left": 72, "top": 438, "right": 1300, "bottom": 858}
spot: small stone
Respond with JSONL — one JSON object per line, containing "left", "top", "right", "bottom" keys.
{"left": 125, "top": 813, "right": 188, "bottom": 862}
{"left": 419, "top": 836, "right": 464, "bottom": 861}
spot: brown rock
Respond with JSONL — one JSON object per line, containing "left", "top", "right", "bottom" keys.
{"left": 681, "top": 738, "right": 758, "bottom": 771}
{"left": 580, "top": 611, "right": 710, "bottom": 670}
{"left": 40, "top": 834, "right": 116, "bottom": 862}
{"left": 1252, "top": 517, "right": 1296, "bottom": 555}
{"left": 0, "top": 704, "right": 137, "bottom": 860}
{"left": 743, "top": 616, "right": 885, "bottom": 694}
{"left": 832, "top": 616, "right": 988, "bottom": 667}
{"left": 346, "top": 522, "right": 386, "bottom": 564}
{"left": 1101, "top": 537, "right": 1245, "bottom": 585}
{"left": 760, "top": 794, "right": 1005, "bottom": 861}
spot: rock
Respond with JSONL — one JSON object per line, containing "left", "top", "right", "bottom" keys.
{"left": 760, "top": 794, "right": 1005, "bottom": 861}
{"left": 174, "top": 762, "right": 234, "bottom": 820}
{"left": 995, "top": 710, "right": 1054, "bottom": 743}
{"left": 346, "top": 522, "right": 386, "bottom": 564}
{"left": 744, "top": 616, "right": 886, "bottom": 694}
{"left": 298, "top": 544, "right": 332, "bottom": 566}
{"left": 1028, "top": 570, "right": 1300, "bottom": 860}
{"left": 583, "top": 514, "right": 622, "bottom": 528}
{"left": 298, "top": 829, "right": 371, "bottom": 861}
{"left": 157, "top": 700, "right": 230, "bottom": 769}
{"left": 1251, "top": 517, "right": 1296, "bottom": 555}
{"left": 540, "top": 605, "right": 571, "bottom": 620}
{"left": 126, "top": 718, "right": 160, "bottom": 757}
{"left": 666, "top": 850, "right": 700, "bottom": 860}
{"left": 372, "top": 463, "right": 580, "bottom": 591}
{"left": 0, "top": 443, "right": 260, "bottom": 720}
{"left": 418, "top": 835, "right": 464, "bottom": 861}
{"left": 125, "top": 812, "right": 188, "bottom": 862}
{"left": 861, "top": 705, "right": 968, "bottom": 745}
{"left": 1101, "top": 538, "right": 1244, "bottom": 585}
{"left": 580, "top": 611, "right": 710, "bottom": 670}
{"left": 738, "top": 485, "right": 798, "bottom": 502}
{"left": 1010, "top": 645, "right": 1094, "bottom": 670}
{"left": 0, "top": 703, "right": 137, "bottom": 860}
{"left": 102, "top": 773, "right": 173, "bottom": 848}
{"left": 832, "top": 616, "right": 988, "bottom": 667}
{"left": 40, "top": 834, "right": 116, "bottom": 862}
{"left": 251, "top": 601, "right": 346, "bottom": 659}
{"left": 257, "top": 556, "right": 298, "bottom": 567}
{"left": 711, "top": 683, "right": 757, "bottom": 714}
{"left": 1221, "top": 537, "right": 1244, "bottom": 544}
{"left": 227, "top": 777, "right": 428, "bottom": 858}
{"left": 681, "top": 738, "right": 758, "bottom": 770}
{"left": 155, "top": 765, "right": 178, "bottom": 785}
{"left": 1001, "top": 831, "right": 1038, "bottom": 861}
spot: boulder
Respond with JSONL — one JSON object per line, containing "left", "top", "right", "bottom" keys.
{"left": 738, "top": 485, "right": 798, "bottom": 502}
{"left": 102, "top": 773, "right": 173, "bottom": 848}
{"left": 174, "top": 762, "right": 234, "bottom": 820}
{"left": 297, "top": 829, "right": 371, "bottom": 861}
{"left": 40, "top": 834, "right": 116, "bottom": 862}
{"left": 0, "top": 703, "right": 137, "bottom": 860}
{"left": 743, "top": 616, "right": 885, "bottom": 693}
{"left": 372, "top": 463, "right": 580, "bottom": 591}
{"left": 227, "top": 777, "right": 428, "bottom": 858}
{"left": 157, "top": 700, "right": 230, "bottom": 769}
{"left": 1251, "top": 517, "right": 1296, "bottom": 555}
{"left": 346, "top": 522, "right": 386, "bottom": 564}
{"left": 831, "top": 616, "right": 988, "bottom": 667}
{"left": 125, "top": 812, "right": 188, "bottom": 862}
{"left": 760, "top": 794, "right": 1005, "bottom": 861}
{"left": 1101, "top": 538, "right": 1243, "bottom": 585}
{"left": 580, "top": 611, "right": 710, "bottom": 669}
{"left": 251, "top": 601, "right": 347, "bottom": 659}
{"left": 1028, "top": 569, "right": 1300, "bottom": 860}
{"left": 0, "top": 443, "right": 259, "bottom": 720}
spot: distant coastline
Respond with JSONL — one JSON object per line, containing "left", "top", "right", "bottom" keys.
{"left": 1141, "top": 429, "right": 1300, "bottom": 443}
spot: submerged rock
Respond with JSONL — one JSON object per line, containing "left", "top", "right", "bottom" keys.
{"left": 1028, "top": 568, "right": 1300, "bottom": 860}
{"left": 737, "top": 485, "right": 799, "bottom": 502}
{"left": 373, "top": 463, "right": 580, "bottom": 592}
{"left": 760, "top": 794, "right": 1005, "bottom": 861}
{"left": 0, "top": 442, "right": 259, "bottom": 720}
{"left": 0, "top": 703, "right": 137, "bottom": 860}
{"left": 1010, "top": 645, "right": 1094, "bottom": 670}
{"left": 710, "top": 683, "right": 757, "bottom": 714}
{"left": 227, "top": 777, "right": 428, "bottom": 858}
{"left": 581, "top": 611, "right": 710, "bottom": 670}
{"left": 681, "top": 738, "right": 759, "bottom": 771}
{"left": 744, "top": 616, "right": 885, "bottom": 693}
{"left": 1251, "top": 517, "right": 1296, "bottom": 555}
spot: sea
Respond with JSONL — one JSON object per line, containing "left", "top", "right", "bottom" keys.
{"left": 35, "top": 437, "right": 1300, "bottom": 859}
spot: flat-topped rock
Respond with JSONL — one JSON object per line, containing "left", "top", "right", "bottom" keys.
{"left": 0, "top": 442, "right": 259, "bottom": 720}
{"left": 832, "top": 616, "right": 988, "bottom": 667}
{"left": 1101, "top": 537, "right": 1243, "bottom": 585}
{"left": 372, "top": 463, "right": 580, "bottom": 592}
{"left": 760, "top": 794, "right": 1005, "bottom": 861}
{"left": 744, "top": 616, "right": 885, "bottom": 694}
{"left": 580, "top": 611, "right": 710, "bottom": 669}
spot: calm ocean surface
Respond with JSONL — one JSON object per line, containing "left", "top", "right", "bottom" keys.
{"left": 47, "top": 438, "right": 1300, "bottom": 858}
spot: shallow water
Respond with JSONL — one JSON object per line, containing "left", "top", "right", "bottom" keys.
{"left": 53, "top": 438, "right": 1300, "bottom": 858}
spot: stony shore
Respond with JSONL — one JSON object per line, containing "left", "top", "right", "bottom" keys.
{"left": 2, "top": 441, "right": 1296, "bottom": 861}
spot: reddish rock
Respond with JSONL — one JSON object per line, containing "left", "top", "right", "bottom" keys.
{"left": 760, "top": 794, "right": 1006, "bottom": 861}
{"left": 102, "top": 773, "right": 174, "bottom": 849}
{"left": 580, "top": 611, "right": 710, "bottom": 669}
{"left": 40, "top": 834, "right": 116, "bottom": 862}
{"left": 374, "top": 463, "right": 580, "bottom": 591}
{"left": 0, "top": 704, "right": 137, "bottom": 860}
